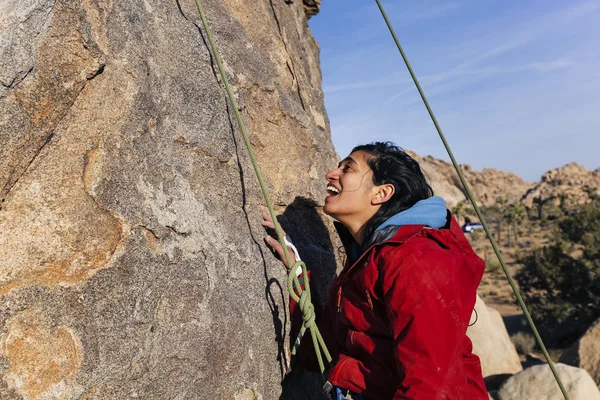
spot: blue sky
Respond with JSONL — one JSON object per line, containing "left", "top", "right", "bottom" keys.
{"left": 308, "top": 0, "right": 600, "bottom": 181}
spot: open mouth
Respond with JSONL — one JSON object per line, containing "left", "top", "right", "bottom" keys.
{"left": 327, "top": 185, "right": 340, "bottom": 196}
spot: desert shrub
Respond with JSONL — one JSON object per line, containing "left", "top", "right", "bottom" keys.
{"left": 516, "top": 198, "right": 600, "bottom": 346}
{"left": 486, "top": 260, "right": 501, "bottom": 273}
{"left": 510, "top": 332, "right": 536, "bottom": 355}
{"left": 518, "top": 240, "right": 534, "bottom": 249}
{"left": 470, "top": 230, "right": 483, "bottom": 241}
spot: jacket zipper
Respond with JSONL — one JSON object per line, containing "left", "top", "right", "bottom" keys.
{"left": 336, "top": 243, "right": 380, "bottom": 314}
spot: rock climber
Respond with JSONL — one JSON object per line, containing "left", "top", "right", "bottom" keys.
{"left": 262, "top": 142, "right": 488, "bottom": 399}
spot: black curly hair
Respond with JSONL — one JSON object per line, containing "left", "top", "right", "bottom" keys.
{"left": 352, "top": 142, "right": 434, "bottom": 247}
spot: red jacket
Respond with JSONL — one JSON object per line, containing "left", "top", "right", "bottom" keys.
{"left": 290, "top": 216, "right": 487, "bottom": 399}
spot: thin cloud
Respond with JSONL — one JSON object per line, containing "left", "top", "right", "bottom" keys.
{"left": 450, "top": 1, "right": 598, "bottom": 71}
{"left": 342, "top": 1, "right": 464, "bottom": 25}
{"left": 312, "top": 0, "right": 600, "bottom": 181}
{"left": 388, "top": 58, "right": 573, "bottom": 102}
{"left": 324, "top": 77, "right": 411, "bottom": 94}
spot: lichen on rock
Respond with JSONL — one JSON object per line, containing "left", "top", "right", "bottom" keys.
{"left": 0, "top": 308, "right": 83, "bottom": 399}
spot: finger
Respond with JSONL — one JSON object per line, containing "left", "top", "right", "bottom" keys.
{"left": 261, "top": 211, "right": 275, "bottom": 228}
{"left": 265, "top": 235, "right": 285, "bottom": 263}
{"left": 262, "top": 210, "right": 272, "bottom": 221}
{"left": 260, "top": 211, "right": 286, "bottom": 236}
{"left": 265, "top": 234, "right": 280, "bottom": 249}
{"left": 265, "top": 235, "right": 295, "bottom": 268}
{"left": 266, "top": 235, "right": 285, "bottom": 258}
{"left": 261, "top": 218, "right": 275, "bottom": 229}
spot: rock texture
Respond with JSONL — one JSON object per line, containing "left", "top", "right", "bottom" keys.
{"left": 0, "top": 0, "right": 339, "bottom": 399}
{"left": 497, "top": 363, "right": 600, "bottom": 400}
{"left": 408, "top": 152, "right": 534, "bottom": 208}
{"left": 303, "top": 0, "right": 321, "bottom": 19}
{"left": 560, "top": 318, "right": 600, "bottom": 387}
{"left": 466, "top": 296, "right": 522, "bottom": 378}
{"left": 410, "top": 153, "right": 599, "bottom": 211}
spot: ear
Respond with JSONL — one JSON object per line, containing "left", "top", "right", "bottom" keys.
{"left": 371, "top": 183, "right": 395, "bottom": 205}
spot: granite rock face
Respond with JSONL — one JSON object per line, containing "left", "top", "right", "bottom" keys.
{"left": 560, "top": 318, "right": 600, "bottom": 387}
{"left": 497, "top": 363, "right": 600, "bottom": 400}
{"left": 0, "top": 0, "right": 339, "bottom": 398}
{"left": 466, "top": 296, "right": 522, "bottom": 379}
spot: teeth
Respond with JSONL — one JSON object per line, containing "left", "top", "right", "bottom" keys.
{"left": 327, "top": 185, "right": 340, "bottom": 194}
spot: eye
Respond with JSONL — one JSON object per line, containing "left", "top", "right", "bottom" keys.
{"left": 342, "top": 164, "right": 352, "bottom": 172}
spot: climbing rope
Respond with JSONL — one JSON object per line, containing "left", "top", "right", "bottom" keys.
{"left": 193, "top": 0, "right": 332, "bottom": 374}
{"left": 374, "top": 1, "right": 570, "bottom": 399}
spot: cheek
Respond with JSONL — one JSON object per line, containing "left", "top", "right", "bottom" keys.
{"left": 346, "top": 187, "right": 373, "bottom": 207}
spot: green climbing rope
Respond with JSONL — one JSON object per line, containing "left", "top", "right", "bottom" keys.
{"left": 374, "top": 1, "right": 570, "bottom": 399}
{"left": 193, "top": 0, "right": 332, "bottom": 374}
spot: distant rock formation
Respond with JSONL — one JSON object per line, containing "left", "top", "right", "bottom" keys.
{"left": 409, "top": 152, "right": 598, "bottom": 210}
{"left": 522, "top": 163, "right": 600, "bottom": 207}
{"left": 408, "top": 152, "right": 534, "bottom": 208}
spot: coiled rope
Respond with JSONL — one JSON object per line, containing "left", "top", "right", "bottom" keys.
{"left": 193, "top": 0, "right": 332, "bottom": 374}
{"left": 374, "top": 1, "right": 570, "bottom": 398}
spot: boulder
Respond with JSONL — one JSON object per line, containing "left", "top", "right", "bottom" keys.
{"left": 407, "top": 152, "right": 534, "bottom": 208}
{"left": 497, "top": 363, "right": 600, "bottom": 400}
{"left": 0, "top": 0, "right": 339, "bottom": 398}
{"left": 521, "top": 162, "right": 600, "bottom": 208}
{"left": 560, "top": 318, "right": 600, "bottom": 387}
{"left": 467, "top": 296, "right": 522, "bottom": 378}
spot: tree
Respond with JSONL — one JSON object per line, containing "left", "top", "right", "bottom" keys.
{"left": 584, "top": 186, "right": 598, "bottom": 208}
{"left": 504, "top": 207, "right": 515, "bottom": 247}
{"left": 452, "top": 201, "right": 465, "bottom": 225}
{"left": 532, "top": 196, "right": 550, "bottom": 220}
{"left": 496, "top": 197, "right": 508, "bottom": 243}
{"left": 558, "top": 193, "right": 569, "bottom": 213}
{"left": 516, "top": 197, "right": 600, "bottom": 346}
{"left": 481, "top": 205, "right": 502, "bottom": 242}
{"left": 507, "top": 202, "right": 526, "bottom": 243}
{"left": 452, "top": 200, "right": 476, "bottom": 226}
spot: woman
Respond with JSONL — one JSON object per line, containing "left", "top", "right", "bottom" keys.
{"left": 263, "top": 142, "right": 487, "bottom": 400}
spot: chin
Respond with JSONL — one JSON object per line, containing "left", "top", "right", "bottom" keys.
{"left": 323, "top": 200, "right": 339, "bottom": 217}
{"left": 323, "top": 206, "right": 343, "bottom": 223}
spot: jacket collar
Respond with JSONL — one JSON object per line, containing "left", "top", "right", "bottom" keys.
{"left": 335, "top": 212, "right": 474, "bottom": 272}
{"left": 334, "top": 221, "right": 428, "bottom": 266}
{"left": 375, "top": 196, "right": 447, "bottom": 232}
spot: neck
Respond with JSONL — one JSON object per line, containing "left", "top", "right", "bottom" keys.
{"left": 335, "top": 208, "right": 380, "bottom": 247}
{"left": 346, "top": 220, "right": 369, "bottom": 246}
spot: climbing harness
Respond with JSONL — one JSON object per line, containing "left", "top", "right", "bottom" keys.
{"left": 374, "top": 1, "right": 570, "bottom": 399}
{"left": 193, "top": 0, "right": 332, "bottom": 374}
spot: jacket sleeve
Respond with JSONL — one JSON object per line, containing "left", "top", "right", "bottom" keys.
{"left": 382, "top": 250, "right": 471, "bottom": 399}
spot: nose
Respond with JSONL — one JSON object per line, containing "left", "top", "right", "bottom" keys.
{"left": 326, "top": 167, "right": 340, "bottom": 182}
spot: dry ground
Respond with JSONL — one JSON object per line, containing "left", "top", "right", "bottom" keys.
{"left": 466, "top": 220, "right": 555, "bottom": 317}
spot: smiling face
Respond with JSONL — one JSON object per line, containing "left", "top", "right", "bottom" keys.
{"left": 324, "top": 142, "right": 431, "bottom": 244}
{"left": 324, "top": 151, "right": 384, "bottom": 231}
